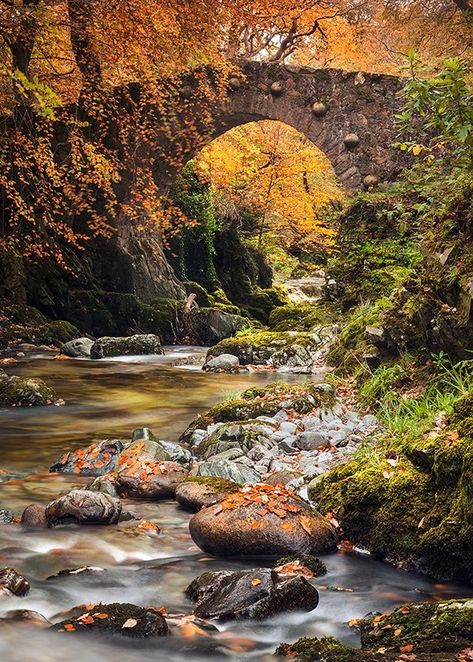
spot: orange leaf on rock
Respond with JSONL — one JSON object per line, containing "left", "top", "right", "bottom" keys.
{"left": 300, "top": 516, "right": 312, "bottom": 534}
{"left": 251, "top": 578, "right": 261, "bottom": 586}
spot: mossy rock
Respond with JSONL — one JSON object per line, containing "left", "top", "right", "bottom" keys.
{"left": 277, "top": 598, "right": 473, "bottom": 660}
{"left": 276, "top": 636, "right": 361, "bottom": 661}
{"left": 183, "top": 281, "right": 214, "bottom": 308}
{"left": 361, "top": 598, "right": 473, "bottom": 652}
{"left": 207, "top": 330, "right": 319, "bottom": 366}
{"left": 309, "top": 428, "right": 473, "bottom": 582}
{"left": 269, "top": 302, "right": 340, "bottom": 332}
{"left": 0, "top": 374, "right": 57, "bottom": 406}
{"left": 35, "top": 320, "right": 80, "bottom": 345}
{"left": 180, "top": 382, "right": 333, "bottom": 444}
{"left": 274, "top": 554, "right": 327, "bottom": 577}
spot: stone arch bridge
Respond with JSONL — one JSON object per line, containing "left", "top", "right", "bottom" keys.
{"left": 106, "top": 61, "right": 408, "bottom": 300}
{"left": 170, "top": 61, "right": 406, "bottom": 192}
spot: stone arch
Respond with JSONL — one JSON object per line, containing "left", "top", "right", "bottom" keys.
{"left": 207, "top": 62, "right": 405, "bottom": 192}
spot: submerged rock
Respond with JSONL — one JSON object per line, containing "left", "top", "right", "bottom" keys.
{"left": 189, "top": 484, "right": 338, "bottom": 557}
{"left": 187, "top": 568, "right": 318, "bottom": 621}
{"left": 90, "top": 334, "right": 164, "bottom": 359}
{"left": 61, "top": 337, "right": 94, "bottom": 358}
{"left": 46, "top": 490, "right": 122, "bottom": 526}
{"left": 175, "top": 476, "right": 239, "bottom": 512}
{"left": 0, "top": 370, "right": 57, "bottom": 407}
{"left": 21, "top": 504, "right": 47, "bottom": 528}
{"left": 0, "top": 609, "right": 50, "bottom": 628}
{"left": 50, "top": 439, "right": 124, "bottom": 476}
{"left": 0, "top": 568, "right": 30, "bottom": 597}
{"left": 51, "top": 602, "right": 168, "bottom": 638}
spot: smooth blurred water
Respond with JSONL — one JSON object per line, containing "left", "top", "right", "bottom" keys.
{"left": 0, "top": 350, "right": 471, "bottom": 661}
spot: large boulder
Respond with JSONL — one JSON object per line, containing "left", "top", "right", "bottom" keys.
{"left": 116, "top": 460, "right": 188, "bottom": 499}
{"left": 186, "top": 568, "right": 318, "bottom": 621}
{"left": 51, "top": 602, "right": 168, "bottom": 638}
{"left": 0, "top": 371, "right": 57, "bottom": 407}
{"left": 61, "top": 337, "right": 94, "bottom": 358}
{"left": 175, "top": 477, "right": 238, "bottom": 512}
{"left": 46, "top": 490, "right": 122, "bottom": 526}
{"left": 191, "top": 308, "right": 249, "bottom": 346}
{"left": 189, "top": 484, "right": 338, "bottom": 557}
{"left": 203, "top": 353, "right": 241, "bottom": 373}
{"left": 90, "top": 334, "right": 164, "bottom": 359}
{"left": 50, "top": 439, "right": 124, "bottom": 476}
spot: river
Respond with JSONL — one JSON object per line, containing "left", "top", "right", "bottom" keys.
{"left": 0, "top": 349, "right": 471, "bottom": 661}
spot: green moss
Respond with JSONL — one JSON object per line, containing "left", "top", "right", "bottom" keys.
{"left": 208, "top": 330, "right": 319, "bottom": 365}
{"left": 276, "top": 636, "right": 361, "bottom": 662}
{"left": 274, "top": 555, "right": 327, "bottom": 577}
{"left": 0, "top": 374, "right": 56, "bottom": 406}
{"left": 181, "top": 476, "right": 237, "bottom": 492}
{"left": 361, "top": 599, "right": 473, "bottom": 649}
{"left": 269, "top": 301, "right": 339, "bottom": 332}
{"left": 181, "top": 382, "right": 331, "bottom": 443}
{"left": 326, "top": 297, "right": 393, "bottom": 375}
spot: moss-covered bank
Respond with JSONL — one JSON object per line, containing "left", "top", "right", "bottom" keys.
{"left": 277, "top": 598, "right": 473, "bottom": 661}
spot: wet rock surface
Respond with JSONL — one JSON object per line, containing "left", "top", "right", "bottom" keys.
{"left": 0, "top": 568, "right": 30, "bottom": 597}
{"left": 0, "top": 370, "right": 57, "bottom": 406}
{"left": 21, "top": 504, "right": 48, "bottom": 528}
{"left": 46, "top": 490, "right": 122, "bottom": 526}
{"left": 175, "top": 476, "right": 239, "bottom": 512}
{"left": 50, "top": 439, "right": 124, "bottom": 476}
{"left": 90, "top": 334, "right": 164, "bottom": 359}
{"left": 116, "top": 460, "right": 188, "bottom": 499}
{"left": 189, "top": 484, "right": 338, "bottom": 557}
{"left": 187, "top": 568, "right": 319, "bottom": 620}
{"left": 51, "top": 602, "right": 169, "bottom": 638}
{"left": 61, "top": 337, "right": 94, "bottom": 358}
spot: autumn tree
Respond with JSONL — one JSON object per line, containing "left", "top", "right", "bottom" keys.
{"left": 195, "top": 120, "right": 341, "bottom": 260}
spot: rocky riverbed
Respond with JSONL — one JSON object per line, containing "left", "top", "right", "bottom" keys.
{"left": 0, "top": 348, "right": 472, "bottom": 661}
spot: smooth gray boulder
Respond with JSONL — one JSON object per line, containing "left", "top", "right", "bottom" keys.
{"left": 62, "top": 337, "right": 94, "bottom": 358}
{"left": 46, "top": 490, "right": 122, "bottom": 526}
{"left": 203, "top": 353, "right": 240, "bottom": 372}
{"left": 90, "top": 334, "right": 164, "bottom": 359}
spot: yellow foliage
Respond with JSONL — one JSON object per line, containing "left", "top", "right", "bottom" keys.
{"left": 195, "top": 120, "right": 343, "bottom": 253}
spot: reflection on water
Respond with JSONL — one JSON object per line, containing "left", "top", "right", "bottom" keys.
{"left": 0, "top": 350, "right": 472, "bottom": 661}
{"left": 0, "top": 348, "right": 294, "bottom": 472}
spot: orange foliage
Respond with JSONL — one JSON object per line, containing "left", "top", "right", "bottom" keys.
{"left": 195, "top": 120, "right": 341, "bottom": 254}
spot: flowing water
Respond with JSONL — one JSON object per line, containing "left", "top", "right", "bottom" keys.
{"left": 0, "top": 349, "right": 472, "bottom": 661}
